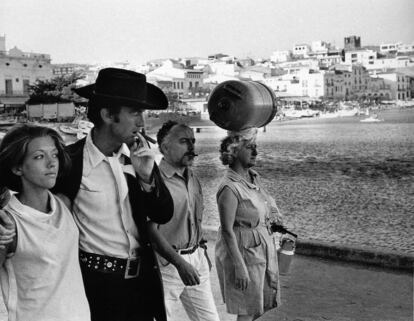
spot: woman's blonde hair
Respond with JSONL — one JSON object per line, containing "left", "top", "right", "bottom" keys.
{"left": 219, "top": 128, "right": 257, "bottom": 166}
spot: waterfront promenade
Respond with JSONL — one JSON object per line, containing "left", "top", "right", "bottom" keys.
{"left": 1, "top": 247, "right": 411, "bottom": 321}
{"left": 169, "top": 109, "right": 414, "bottom": 320}
{"left": 167, "top": 230, "right": 413, "bottom": 321}
{"left": 0, "top": 108, "right": 412, "bottom": 320}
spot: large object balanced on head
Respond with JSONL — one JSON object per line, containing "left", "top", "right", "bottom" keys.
{"left": 207, "top": 80, "right": 278, "bottom": 131}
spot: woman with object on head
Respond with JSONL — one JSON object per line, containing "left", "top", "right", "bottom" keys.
{"left": 215, "top": 127, "right": 282, "bottom": 321}
{"left": 0, "top": 124, "right": 90, "bottom": 321}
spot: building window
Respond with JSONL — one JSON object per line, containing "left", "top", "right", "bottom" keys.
{"left": 23, "top": 79, "right": 30, "bottom": 95}
{"left": 5, "top": 79, "right": 13, "bottom": 95}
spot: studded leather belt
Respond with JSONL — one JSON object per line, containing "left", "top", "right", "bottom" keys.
{"left": 79, "top": 250, "right": 141, "bottom": 279}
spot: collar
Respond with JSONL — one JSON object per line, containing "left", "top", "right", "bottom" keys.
{"left": 7, "top": 191, "right": 57, "bottom": 217}
{"left": 84, "top": 132, "right": 130, "bottom": 176}
{"left": 226, "top": 168, "right": 259, "bottom": 189}
{"left": 159, "top": 158, "right": 189, "bottom": 179}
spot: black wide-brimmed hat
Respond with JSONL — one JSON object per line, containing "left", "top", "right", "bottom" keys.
{"left": 73, "top": 68, "right": 168, "bottom": 110}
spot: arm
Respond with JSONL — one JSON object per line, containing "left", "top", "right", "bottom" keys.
{"left": 140, "top": 165, "right": 174, "bottom": 224}
{"left": 0, "top": 210, "right": 17, "bottom": 265}
{"left": 130, "top": 135, "right": 173, "bottom": 224}
{"left": 147, "top": 221, "right": 200, "bottom": 286}
{"left": 0, "top": 210, "right": 16, "bottom": 247}
{"left": 218, "top": 187, "right": 250, "bottom": 291}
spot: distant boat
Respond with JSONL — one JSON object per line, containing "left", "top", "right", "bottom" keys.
{"left": 360, "top": 114, "right": 384, "bottom": 123}
{"left": 319, "top": 107, "right": 359, "bottom": 118}
{"left": 283, "top": 109, "right": 318, "bottom": 118}
{"left": 0, "top": 117, "right": 18, "bottom": 127}
{"left": 59, "top": 120, "right": 94, "bottom": 139}
{"left": 336, "top": 108, "right": 359, "bottom": 117}
{"left": 396, "top": 100, "right": 414, "bottom": 108}
{"left": 319, "top": 112, "right": 338, "bottom": 119}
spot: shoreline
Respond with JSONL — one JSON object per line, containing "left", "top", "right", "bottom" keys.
{"left": 191, "top": 109, "right": 414, "bottom": 256}
{"left": 1, "top": 108, "right": 412, "bottom": 257}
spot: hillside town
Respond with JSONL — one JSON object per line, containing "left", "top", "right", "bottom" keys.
{"left": 1, "top": 34, "right": 413, "bottom": 123}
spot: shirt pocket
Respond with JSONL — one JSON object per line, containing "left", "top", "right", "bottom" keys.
{"left": 79, "top": 179, "right": 102, "bottom": 192}
{"left": 75, "top": 179, "right": 108, "bottom": 220}
{"left": 240, "top": 229, "right": 266, "bottom": 265}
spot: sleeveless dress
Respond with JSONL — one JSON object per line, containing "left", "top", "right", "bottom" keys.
{"left": 0, "top": 192, "right": 90, "bottom": 321}
{"left": 215, "top": 168, "right": 281, "bottom": 317}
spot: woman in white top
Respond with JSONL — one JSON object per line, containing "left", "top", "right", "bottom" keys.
{"left": 0, "top": 124, "right": 90, "bottom": 321}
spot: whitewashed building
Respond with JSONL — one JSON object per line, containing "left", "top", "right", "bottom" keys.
{"left": 264, "top": 68, "right": 325, "bottom": 99}
{"left": 376, "top": 72, "right": 411, "bottom": 100}
{"left": 363, "top": 56, "right": 414, "bottom": 71}
{"left": 146, "top": 59, "right": 208, "bottom": 100}
{"left": 0, "top": 36, "right": 52, "bottom": 110}
{"left": 292, "top": 44, "right": 310, "bottom": 58}
{"left": 270, "top": 50, "right": 290, "bottom": 63}
{"left": 344, "top": 49, "right": 377, "bottom": 66}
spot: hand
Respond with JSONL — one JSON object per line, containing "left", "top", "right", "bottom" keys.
{"left": 0, "top": 210, "right": 16, "bottom": 249}
{"left": 275, "top": 214, "right": 284, "bottom": 226}
{"left": 0, "top": 187, "right": 10, "bottom": 209}
{"left": 235, "top": 264, "right": 250, "bottom": 291}
{"left": 176, "top": 261, "right": 201, "bottom": 286}
{"left": 271, "top": 207, "right": 284, "bottom": 225}
{"left": 130, "top": 132, "right": 155, "bottom": 183}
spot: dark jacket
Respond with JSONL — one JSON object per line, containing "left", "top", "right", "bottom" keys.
{"left": 53, "top": 138, "right": 173, "bottom": 321}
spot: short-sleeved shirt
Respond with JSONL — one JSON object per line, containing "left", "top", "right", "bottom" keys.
{"left": 157, "top": 159, "right": 203, "bottom": 252}
{"left": 0, "top": 192, "right": 90, "bottom": 321}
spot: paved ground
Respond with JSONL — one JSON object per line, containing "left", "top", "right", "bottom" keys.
{"left": 1, "top": 248, "right": 412, "bottom": 321}
{"left": 170, "top": 245, "right": 413, "bottom": 321}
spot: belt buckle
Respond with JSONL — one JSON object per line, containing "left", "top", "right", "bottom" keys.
{"left": 125, "top": 257, "right": 140, "bottom": 279}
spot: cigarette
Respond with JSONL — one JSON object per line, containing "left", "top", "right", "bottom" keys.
{"left": 136, "top": 131, "right": 157, "bottom": 144}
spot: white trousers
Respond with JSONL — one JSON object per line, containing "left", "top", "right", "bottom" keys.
{"left": 160, "top": 247, "right": 220, "bottom": 321}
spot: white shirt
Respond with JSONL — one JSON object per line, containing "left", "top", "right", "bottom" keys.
{"left": 0, "top": 193, "right": 90, "bottom": 321}
{"left": 72, "top": 133, "right": 140, "bottom": 258}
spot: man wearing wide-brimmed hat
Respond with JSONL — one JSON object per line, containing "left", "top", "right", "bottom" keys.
{"left": 53, "top": 68, "right": 174, "bottom": 321}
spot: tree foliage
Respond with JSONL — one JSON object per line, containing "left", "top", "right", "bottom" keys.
{"left": 27, "top": 72, "right": 85, "bottom": 104}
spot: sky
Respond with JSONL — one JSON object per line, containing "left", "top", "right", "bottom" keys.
{"left": 1, "top": 0, "right": 414, "bottom": 65}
